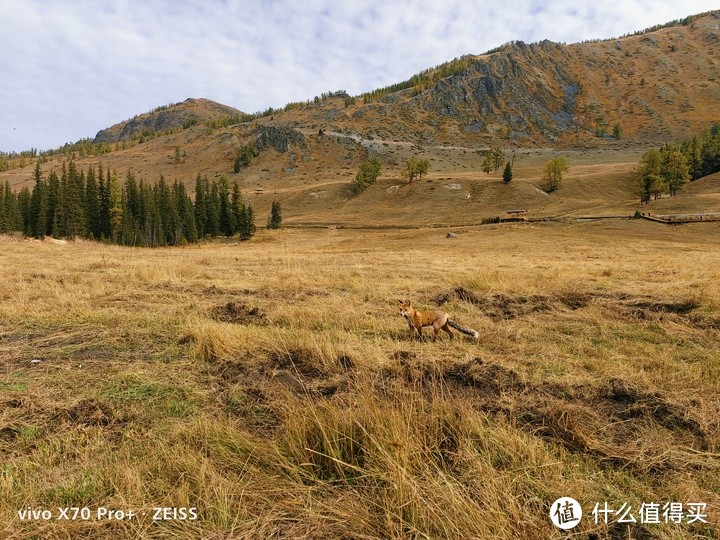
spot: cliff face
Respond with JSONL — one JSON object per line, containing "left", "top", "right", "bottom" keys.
{"left": 93, "top": 98, "right": 243, "bottom": 143}
{"left": 410, "top": 41, "right": 579, "bottom": 142}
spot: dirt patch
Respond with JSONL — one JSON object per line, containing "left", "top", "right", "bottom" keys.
{"left": 423, "top": 358, "right": 711, "bottom": 474}
{"left": 619, "top": 298, "right": 700, "bottom": 319}
{"left": 435, "top": 287, "right": 704, "bottom": 325}
{"left": 439, "top": 287, "right": 590, "bottom": 320}
{"left": 599, "top": 379, "right": 707, "bottom": 446}
{"left": 453, "top": 287, "right": 553, "bottom": 320}
{"left": 268, "top": 347, "right": 327, "bottom": 378}
{"left": 0, "top": 425, "right": 22, "bottom": 442}
{"left": 53, "top": 398, "right": 120, "bottom": 427}
{"left": 444, "top": 357, "right": 525, "bottom": 396}
{"left": 225, "top": 385, "right": 280, "bottom": 435}
{"left": 210, "top": 302, "right": 268, "bottom": 324}
{"left": 390, "top": 350, "right": 417, "bottom": 361}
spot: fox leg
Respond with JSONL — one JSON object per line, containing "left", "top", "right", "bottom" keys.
{"left": 432, "top": 323, "right": 445, "bottom": 341}
{"left": 441, "top": 323, "right": 454, "bottom": 339}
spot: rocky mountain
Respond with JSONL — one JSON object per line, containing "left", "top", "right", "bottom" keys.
{"left": 278, "top": 11, "right": 719, "bottom": 146}
{"left": 93, "top": 98, "right": 244, "bottom": 144}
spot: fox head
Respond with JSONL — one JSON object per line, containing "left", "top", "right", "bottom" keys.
{"left": 399, "top": 302, "right": 412, "bottom": 318}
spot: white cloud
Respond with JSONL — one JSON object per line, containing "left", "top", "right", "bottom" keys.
{"left": 0, "top": 0, "right": 717, "bottom": 151}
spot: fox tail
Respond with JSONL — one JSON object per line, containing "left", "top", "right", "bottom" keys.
{"left": 448, "top": 319, "right": 479, "bottom": 339}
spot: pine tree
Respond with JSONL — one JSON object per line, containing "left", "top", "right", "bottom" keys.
{"left": 638, "top": 149, "right": 662, "bottom": 204}
{"left": 64, "top": 161, "right": 86, "bottom": 239}
{"left": 28, "top": 161, "right": 47, "bottom": 237}
{"left": 194, "top": 174, "right": 207, "bottom": 238}
{"left": 267, "top": 200, "right": 282, "bottom": 229}
{"left": 502, "top": 162, "right": 513, "bottom": 184}
{"left": 231, "top": 180, "right": 243, "bottom": 232}
{"left": 239, "top": 204, "right": 256, "bottom": 240}
{"left": 18, "top": 187, "right": 31, "bottom": 234}
{"left": 206, "top": 178, "right": 220, "bottom": 236}
{"left": 0, "top": 182, "right": 13, "bottom": 233}
{"left": 174, "top": 181, "right": 198, "bottom": 244}
{"left": 45, "top": 170, "right": 62, "bottom": 237}
{"left": 85, "top": 165, "right": 101, "bottom": 239}
{"left": 217, "top": 175, "right": 235, "bottom": 236}
{"left": 109, "top": 171, "right": 123, "bottom": 242}
{"left": 98, "top": 166, "right": 112, "bottom": 240}
{"left": 7, "top": 183, "right": 21, "bottom": 233}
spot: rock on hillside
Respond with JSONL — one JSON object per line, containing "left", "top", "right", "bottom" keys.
{"left": 93, "top": 98, "right": 244, "bottom": 144}
{"left": 411, "top": 40, "right": 578, "bottom": 142}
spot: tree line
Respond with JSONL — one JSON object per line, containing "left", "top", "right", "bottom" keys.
{"left": 0, "top": 162, "right": 277, "bottom": 246}
{"left": 638, "top": 123, "right": 720, "bottom": 203}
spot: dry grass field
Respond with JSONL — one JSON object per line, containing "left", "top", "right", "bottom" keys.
{"left": 1, "top": 220, "right": 718, "bottom": 539}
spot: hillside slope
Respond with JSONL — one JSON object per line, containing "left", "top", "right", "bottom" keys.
{"left": 92, "top": 98, "right": 244, "bottom": 144}
{"left": 281, "top": 11, "right": 720, "bottom": 146}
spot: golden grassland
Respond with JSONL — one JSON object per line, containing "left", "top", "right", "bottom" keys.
{"left": 1, "top": 221, "right": 719, "bottom": 539}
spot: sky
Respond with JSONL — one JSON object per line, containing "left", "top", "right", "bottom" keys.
{"left": 1, "top": 0, "right": 717, "bottom": 153}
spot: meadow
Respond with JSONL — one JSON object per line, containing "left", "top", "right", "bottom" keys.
{"left": 1, "top": 220, "right": 718, "bottom": 539}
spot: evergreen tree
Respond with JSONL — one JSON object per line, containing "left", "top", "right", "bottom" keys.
{"left": 230, "top": 180, "right": 243, "bottom": 232}
{"left": 502, "top": 162, "right": 513, "bottom": 184}
{"left": 155, "top": 175, "right": 179, "bottom": 245}
{"left": 18, "top": 187, "right": 31, "bottom": 235}
{"left": 109, "top": 171, "right": 123, "bottom": 242}
{"left": 194, "top": 174, "right": 207, "bottom": 238}
{"left": 120, "top": 190, "right": 136, "bottom": 246}
{"left": 638, "top": 149, "right": 662, "bottom": 204}
{"left": 85, "top": 165, "right": 101, "bottom": 239}
{"left": 239, "top": 204, "right": 256, "bottom": 240}
{"left": 140, "top": 180, "right": 157, "bottom": 245}
{"left": 28, "top": 161, "right": 47, "bottom": 237}
{"left": 206, "top": 178, "right": 220, "bottom": 236}
{"left": 267, "top": 200, "right": 282, "bottom": 229}
{"left": 217, "top": 175, "right": 235, "bottom": 236}
{"left": 8, "top": 183, "right": 21, "bottom": 233}
{"left": 174, "top": 181, "right": 198, "bottom": 244}
{"left": 45, "top": 170, "right": 61, "bottom": 237}
{"left": 0, "top": 181, "right": 16, "bottom": 233}
{"left": 64, "top": 161, "right": 86, "bottom": 239}
{"left": 98, "top": 166, "right": 112, "bottom": 239}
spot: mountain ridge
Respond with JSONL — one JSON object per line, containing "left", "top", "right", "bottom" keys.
{"left": 69, "top": 10, "right": 720, "bottom": 151}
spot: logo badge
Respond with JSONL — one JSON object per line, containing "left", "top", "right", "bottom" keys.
{"left": 550, "top": 497, "right": 582, "bottom": 530}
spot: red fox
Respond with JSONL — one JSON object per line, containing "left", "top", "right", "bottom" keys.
{"left": 400, "top": 302, "right": 479, "bottom": 341}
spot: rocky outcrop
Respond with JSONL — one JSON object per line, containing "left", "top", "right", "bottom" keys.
{"left": 252, "top": 126, "right": 307, "bottom": 153}
{"left": 407, "top": 40, "right": 579, "bottom": 141}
